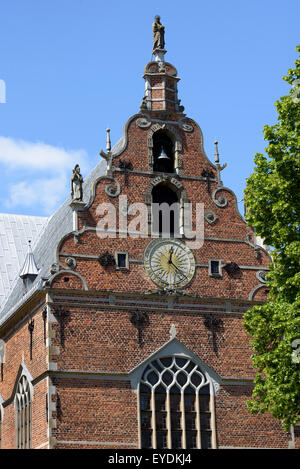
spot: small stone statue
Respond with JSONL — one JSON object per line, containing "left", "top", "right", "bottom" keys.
{"left": 71, "top": 164, "right": 83, "bottom": 201}
{"left": 152, "top": 15, "right": 165, "bottom": 51}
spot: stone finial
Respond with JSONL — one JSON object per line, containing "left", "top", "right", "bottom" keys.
{"left": 169, "top": 323, "right": 177, "bottom": 339}
{"left": 100, "top": 128, "right": 113, "bottom": 176}
{"left": 20, "top": 240, "right": 39, "bottom": 279}
{"left": 214, "top": 140, "right": 219, "bottom": 164}
{"left": 106, "top": 128, "right": 111, "bottom": 152}
{"left": 213, "top": 140, "right": 227, "bottom": 187}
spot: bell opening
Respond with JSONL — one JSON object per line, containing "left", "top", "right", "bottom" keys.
{"left": 153, "top": 131, "right": 174, "bottom": 173}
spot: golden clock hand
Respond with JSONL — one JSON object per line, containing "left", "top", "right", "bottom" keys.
{"left": 168, "top": 247, "right": 174, "bottom": 264}
{"left": 170, "top": 261, "right": 189, "bottom": 280}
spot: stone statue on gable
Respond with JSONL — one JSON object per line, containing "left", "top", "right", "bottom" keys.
{"left": 152, "top": 15, "right": 165, "bottom": 51}
{"left": 71, "top": 164, "right": 83, "bottom": 201}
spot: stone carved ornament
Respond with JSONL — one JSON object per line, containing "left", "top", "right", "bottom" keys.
{"left": 152, "top": 15, "right": 165, "bottom": 51}
{"left": 204, "top": 210, "right": 218, "bottom": 225}
{"left": 65, "top": 257, "right": 77, "bottom": 270}
{"left": 212, "top": 188, "right": 228, "bottom": 208}
{"left": 71, "top": 165, "right": 83, "bottom": 201}
{"left": 257, "top": 270, "right": 268, "bottom": 284}
{"left": 137, "top": 116, "right": 194, "bottom": 133}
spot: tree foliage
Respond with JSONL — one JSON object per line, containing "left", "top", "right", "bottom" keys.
{"left": 243, "top": 45, "right": 300, "bottom": 431}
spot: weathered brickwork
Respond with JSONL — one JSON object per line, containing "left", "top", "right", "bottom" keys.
{"left": 215, "top": 385, "right": 288, "bottom": 448}
{"left": 0, "top": 48, "right": 296, "bottom": 450}
{"left": 51, "top": 378, "right": 138, "bottom": 449}
{"left": 0, "top": 306, "right": 49, "bottom": 449}
{"left": 46, "top": 305, "right": 254, "bottom": 378}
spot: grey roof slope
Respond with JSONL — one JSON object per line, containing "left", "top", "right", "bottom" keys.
{"left": 0, "top": 157, "right": 107, "bottom": 326}
{"left": 0, "top": 214, "right": 48, "bottom": 308}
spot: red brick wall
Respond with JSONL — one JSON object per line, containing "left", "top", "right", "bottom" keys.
{"left": 51, "top": 378, "right": 138, "bottom": 449}
{"left": 215, "top": 385, "right": 288, "bottom": 448}
{"left": 48, "top": 304, "right": 254, "bottom": 378}
{"left": 0, "top": 305, "right": 48, "bottom": 449}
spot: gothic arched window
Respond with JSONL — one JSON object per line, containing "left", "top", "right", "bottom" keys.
{"left": 15, "top": 375, "right": 32, "bottom": 449}
{"left": 139, "top": 356, "right": 214, "bottom": 449}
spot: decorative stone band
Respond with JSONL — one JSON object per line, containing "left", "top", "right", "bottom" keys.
{"left": 49, "top": 294, "right": 253, "bottom": 317}
{"left": 136, "top": 114, "right": 194, "bottom": 133}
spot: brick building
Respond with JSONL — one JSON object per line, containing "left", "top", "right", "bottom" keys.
{"left": 0, "top": 21, "right": 296, "bottom": 450}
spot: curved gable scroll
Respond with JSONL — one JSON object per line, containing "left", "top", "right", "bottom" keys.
{"left": 49, "top": 270, "right": 88, "bottom": 291}
{"left": 147, "top": 123, "right": 183, "bottom": 174}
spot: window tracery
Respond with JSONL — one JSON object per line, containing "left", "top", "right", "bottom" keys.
{"left": 139, "top": 356, "right": 214, "bottom": 449}
{"left": 15, "top": 375, "right": 32, "bottom": 449}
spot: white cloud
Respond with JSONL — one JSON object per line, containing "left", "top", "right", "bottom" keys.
{"left": 0, "top": 136, "right": 88, "bottom": 171}
{"left": 0, "top": 136, "right": 91, "bottom": 214}
{"left": 6, "top": 175, "right": 68, "bottom": 214}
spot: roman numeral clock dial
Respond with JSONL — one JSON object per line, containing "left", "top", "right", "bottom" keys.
{"left": 144, "top": 239, "right": 196, "bottom": 289}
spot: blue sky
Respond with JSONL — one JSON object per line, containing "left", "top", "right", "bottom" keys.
{"left": 0, "top": 0, "right": 299, "bottom": 216}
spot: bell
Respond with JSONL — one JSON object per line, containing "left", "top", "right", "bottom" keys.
{"left": 157, "top": 146, "right": 170, "bottom": 161}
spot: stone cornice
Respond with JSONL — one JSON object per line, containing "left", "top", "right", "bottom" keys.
{"left": 45, "top": 288, "right": 261, "bottom": 315}
{"left": 0, "top": 290, "right": 45, "bottom": 338}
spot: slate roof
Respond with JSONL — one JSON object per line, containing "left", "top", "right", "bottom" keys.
{"left": 0, "top": 214, "right": 48, "bottom": 308}
{"left": 0, "top": 157, "right": 107, "bottom": 326}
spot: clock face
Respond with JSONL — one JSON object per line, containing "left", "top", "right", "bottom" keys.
{"left": 144, "top": 239, "right": 195, "bottom": 289}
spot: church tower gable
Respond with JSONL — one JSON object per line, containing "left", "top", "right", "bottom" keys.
{"left": 0, "top": 17, "right": 290, "bottom": 451}
{"left": 50, "top": 24, "right": 271, "bottom": 301}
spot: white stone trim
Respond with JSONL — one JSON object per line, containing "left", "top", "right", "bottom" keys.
{"left": 115, "top": 251, "right": 129, "bottom": 270}
{"left": 56, "top": 440, "right": 137, "bottom": 447}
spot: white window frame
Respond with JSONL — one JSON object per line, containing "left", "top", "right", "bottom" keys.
{"left": 208, "top": 259, "right": 222, "bottom": 278}
{"left": 115, "top": 251, "right": 129, "bottom": 270}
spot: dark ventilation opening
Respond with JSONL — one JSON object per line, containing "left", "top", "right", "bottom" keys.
{"left": 153, "top": 131, "right": 174, "bottom": 173}
{"left": 210, "top": 261, "right": 220, "bottom": 276}
{"left": 117, "top": 253, "right": 127, "bottom": 268}
{"left": 152, "top": 184, "right": 179, "bottom": 237}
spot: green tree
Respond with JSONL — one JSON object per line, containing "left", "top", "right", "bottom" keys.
{"left": 243, "top": 45, "right": 300, "bottom": 431}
